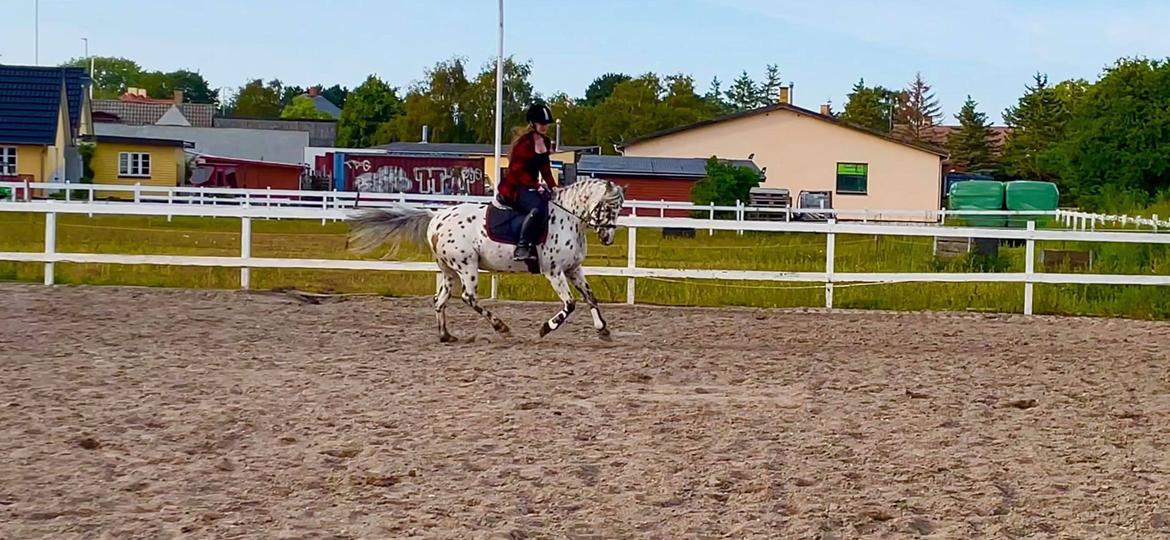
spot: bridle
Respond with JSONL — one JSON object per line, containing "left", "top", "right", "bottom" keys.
{"left": 549, "top": 196, "right": 619, "bottom": 232}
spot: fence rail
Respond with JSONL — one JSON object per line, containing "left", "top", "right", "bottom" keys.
{"left": 2, "top": 180, "right": 1077, "bottom": 224}
{"left": 2, "top": 200, "right": 1169, "bottom": 315}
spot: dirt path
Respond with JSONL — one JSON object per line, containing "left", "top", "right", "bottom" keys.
{"left": 2, "top": 284, "right": 1169, "bottom": 539}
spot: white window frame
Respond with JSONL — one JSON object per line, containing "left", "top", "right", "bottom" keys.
{"left": 118, "top": 152, "right": 151, "bottom": 178}
{"left": 0, "top": 147, "right": 16, "bottom": 176}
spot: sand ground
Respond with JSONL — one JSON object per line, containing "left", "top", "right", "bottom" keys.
{"left": 2, "top": 284, "right": 1169, "bottom": 539}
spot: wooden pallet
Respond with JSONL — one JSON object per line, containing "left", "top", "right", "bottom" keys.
{"left": 747, "top": 187, "right": 791, "bottom": 221}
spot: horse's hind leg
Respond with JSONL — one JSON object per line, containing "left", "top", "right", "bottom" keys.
{"left": 539, "top": 271, "right": 576, "bottom": 338}
{"left": 435, "top": 268, "right": 458, "bottom": 343}
{"left": 456, "top": 269, "right": 511, "bottom": 336}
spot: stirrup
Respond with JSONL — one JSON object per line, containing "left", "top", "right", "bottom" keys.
{"left": 513, "top": 244, "right": 536, "bottom": 261}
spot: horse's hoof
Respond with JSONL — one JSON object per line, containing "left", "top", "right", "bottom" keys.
{"left": 538, "top": 323, "right": 552, "bottom": 338}
{"left": 493, "top": 322, "right": 511, "bottom": 335}
{"left": 439, "top": 334, "right": 459, "bottom": 344}
{"left": 598, "top": 328, "right": 612, "bottom": 341}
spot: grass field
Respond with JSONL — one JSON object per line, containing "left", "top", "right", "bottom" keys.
{"left": 2, "top": 211, "right": 1170, "bottom": 319}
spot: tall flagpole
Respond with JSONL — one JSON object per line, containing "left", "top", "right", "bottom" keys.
{"left": 492, "top": 0, "right": 504, "bottom": 192}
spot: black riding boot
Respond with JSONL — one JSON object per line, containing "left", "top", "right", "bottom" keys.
{"left": 513, "top": 211, "right": 540, "bottom": 261}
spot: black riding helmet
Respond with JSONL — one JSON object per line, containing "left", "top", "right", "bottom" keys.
{"left": 526, "top": 103, "right": 553, "bottom": 125}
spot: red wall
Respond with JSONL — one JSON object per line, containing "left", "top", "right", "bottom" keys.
{"left": 236, "top": 164, "right": 302, "bottom": 191}
{"left": 325, "top": 154, "right": 488, "bottom": 195}
{"left": 596, "top": 175, "right": 697, "bottom": 217}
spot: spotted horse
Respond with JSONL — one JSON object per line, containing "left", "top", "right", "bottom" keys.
{"left": 346, "top": 179, "right": 626, "bottom": 342}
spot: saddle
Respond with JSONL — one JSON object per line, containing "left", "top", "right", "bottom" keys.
{"left": 484, "top": 198, "right": 548, "bottom": 274}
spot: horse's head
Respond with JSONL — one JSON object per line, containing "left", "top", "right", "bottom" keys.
{"left": 554, "top": 179, "right": 626, "bottom": 245}
{"left": 589, "top": 181, "right": 625, "bottom": 245}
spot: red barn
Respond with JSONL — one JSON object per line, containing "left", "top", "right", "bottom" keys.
{"left": 575, "top": 155, "right": 763, "bottom": 217}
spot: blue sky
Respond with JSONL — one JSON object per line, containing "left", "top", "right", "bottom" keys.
{"left": 4, "top": 0, "right": 1169, "bottom": 124}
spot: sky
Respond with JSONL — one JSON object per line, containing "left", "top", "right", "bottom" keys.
{"left": 4, "top": 0, "right": 1169, "bottom": 125}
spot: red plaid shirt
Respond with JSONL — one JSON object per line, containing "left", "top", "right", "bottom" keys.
{"left": 499, "top": 131, "right": 556, "bottom": 201}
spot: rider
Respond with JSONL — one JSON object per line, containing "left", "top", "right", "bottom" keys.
{"left": 498, "top": 103, "right": 558, "bottom": 262}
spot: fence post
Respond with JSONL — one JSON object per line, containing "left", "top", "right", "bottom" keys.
{"left": 825, "top": 219, "right": 836, "bottom": 309}
{"left": 166, "top": 190, "right": 173, "bottom": 222}
{"left": 491, "top": 274, "right": 499, "bottom": 300}
{"left": 1154, "top": 214, "right": 1160, "bottom": 233}
{"left": 133, "top": 183, "right": 141, "bottom": 204}
{"left": 708, "top": 202, "right": 714, "bottom": 236}
{"left": 87, "top": 186, "right": 94, "bottom": 218}
{"left": 240, "top": 216, "right": 252, "bottom": 289}
{"left": 1024, "top": 221, "right": 1035, "bottom": 315}
{"left": 659, "top": 199, "right": 664, "bottom": 219}
{"left": 736, "top": 200, "right": 744, "bottom": 235}
{"left": 626, "top": 226, "right": 637, "bottom": 305}
{"left": 43, "top": 212, "right": 56, "bottom": 286}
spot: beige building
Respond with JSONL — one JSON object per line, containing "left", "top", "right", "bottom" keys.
{"left": 619, "top": 103, "right": 948, "bottom": 220}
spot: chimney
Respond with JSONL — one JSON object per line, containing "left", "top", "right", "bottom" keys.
{"left": 308, "top": 86, "right": 320, "bottom": 97}
{"left": 778, "top": 86, "right": 790, "bottom": 105}
{"left": 173, "top": 90, "right": 184, "bottom": 104}
{"left": 820, "top": 104, "right": 831, "bottom": 116}
{"left": 421, "top": 125, "right": 430, "bottom": 144}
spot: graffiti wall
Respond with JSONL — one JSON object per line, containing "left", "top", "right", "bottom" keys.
{"left": 324, "top": 154, "right": 488, "bottom": 196}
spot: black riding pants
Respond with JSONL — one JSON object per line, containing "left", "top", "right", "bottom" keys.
{"left": 509, "top": 188, "right": 548, "bottom": 245}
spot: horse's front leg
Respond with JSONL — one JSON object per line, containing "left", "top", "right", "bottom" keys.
{"left": 567, "top": 266, "right": 610, "bottom": 340}
{"left": 539, "top": 271, "right": 575, "bottom": 338}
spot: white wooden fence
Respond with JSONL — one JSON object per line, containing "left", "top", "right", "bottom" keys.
{"left": 1, "top": 180, "right": 1070, "bottom": 225}
{"left": 3, "top": 199, "right": 1170, "bottom": 316}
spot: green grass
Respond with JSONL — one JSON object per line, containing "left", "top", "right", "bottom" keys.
{"left": 2, "top": 212, "right": 1170, "bottom": 319}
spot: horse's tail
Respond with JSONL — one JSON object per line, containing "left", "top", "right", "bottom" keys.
{"left": 346, "top": 205, "right": 434, "bottom": 255}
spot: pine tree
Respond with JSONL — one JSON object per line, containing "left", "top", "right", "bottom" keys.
{"left": 947, "top": 96, "right": 997, "bottom": 173}
{"left": 725, "top": 71, "right": 762, "bottom": 111}
{"left": 705, "top": 76, "right": 731, "bottom": 114}
{"left": 894, "top": 72, "right": 942, "bottom": 141}
{"left": 1000, "top": 73, "right": 1068, "bottom": 182}
{"left": 758, "top": 64, "right": 783, "bottom": 107}
{"left": 840, "top": 78, "right": 898, "bottom": 133}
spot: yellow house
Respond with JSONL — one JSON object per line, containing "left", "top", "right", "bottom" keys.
{"left": 619, "top": 101, "right": 948, "bottom": 221}
{"left": 92, "top": 135, "right": 187, "bottom": 200}
{"left": 0, "top": 65, "right": 92, "bottom": 185}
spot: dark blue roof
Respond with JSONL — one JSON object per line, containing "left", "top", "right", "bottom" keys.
{"left": 0, "top": 65, "right": 90, "bottom": 145}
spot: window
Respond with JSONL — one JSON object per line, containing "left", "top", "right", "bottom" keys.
{"left": 118, "top": 152, "right": 151, "bottom": 177}
{"left": 0, "top": 147, "right": 15, "bottom": 176}
{"left": 836, "top": 162, "right": 868, "bottom": 194}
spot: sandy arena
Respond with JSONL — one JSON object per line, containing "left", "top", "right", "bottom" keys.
{"left": 2, "top": 284, "right": 1169, "bottom": 539}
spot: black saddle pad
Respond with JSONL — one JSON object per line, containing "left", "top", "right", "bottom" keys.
{"left": 484, "top": 203, "right": 548, "bottom": 246}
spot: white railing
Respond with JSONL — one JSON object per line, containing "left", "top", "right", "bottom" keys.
{"left": 0, "top": 180, "right": 1068, "bottom": 225}
{"left": 3, "top": 200, "right": 1170, "bottom": 316}
{"left": 1059, "top": 209, "right": 1168, "bottom": 231}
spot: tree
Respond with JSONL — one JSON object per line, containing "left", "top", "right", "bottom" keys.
{"left": 1052, "top": 58, "right": 1170, "bottom": 203}
{"left": 462, "top": 56, "right": 536, "bottom": 143}
{"left": 319, "top": 84, "right": 349, "bottom": 109}
{"left": 583, "top": 73, "right": 631, "bottom": 106}
{"left": 227, "top": 79, "right": 284, "bottom": 118}
{"left": 947, "top": 96, "right": 998, "bottom": 173}
{"left": 1000, "top": 73, "right": 1068, "bottom": 183}
{"left": 138, "top": 69, "right": 217, "bottom": 103}
{"left": 691, "top": 157, "right": 762, "bottom": 207}
{"left": 589, "top": 74, "right": 668, "bottom": 153}
{"left": 61, "top": 56, "right": 142, "bottom": 99}
{"left": 758, "top": 64, "right": 783, "bottom": 107}
{"left": 336, "top": 75, "right": 403, "bottom": 147}
{"left": 840, "top": 78, "right": 898, "bottom": 133}
{"left": 281, "top": 95, "right": 334, "bottom": 120}
{"left": 279, "top": 84, "right": 305, "bottom": 108}
{"left": 725, "top": 70, "right": 761, "bottom": 111}
{"left": 386, "top": 57, "right": 473, "bottom": 143}
{"left": 894, "top": 72, "right": 942, "bottom": 141}
{"left": 546, "top": 92, "right": 594, "bottom": 147}
{"left": 704, "top": 76, "right": 731, "bottom": 114}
